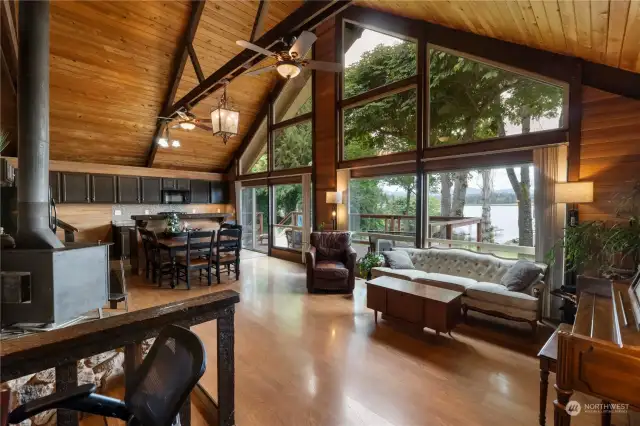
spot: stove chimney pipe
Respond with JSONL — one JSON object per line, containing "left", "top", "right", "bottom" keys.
{"left": 16, "top": 0, "right": 63, "bottom": 249}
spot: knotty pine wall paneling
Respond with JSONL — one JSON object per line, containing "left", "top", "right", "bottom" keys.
{"left": 578, "top": 86, "right": 640, "bottom": 223}
{"left": 312, "top": 17, "right": 338, "bottom": 230}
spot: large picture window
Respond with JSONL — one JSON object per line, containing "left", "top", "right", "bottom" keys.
{"left": 273, "top": 121, "right": 312, "bottom": 170}
{"left": 428, "top": 47, "right": 565, "bottom": 148}
{"left": 349, "top": 174, "right": 417, "bottom": 258}
{"left": 426, "top": 165, "right": 536, "bottom": 259}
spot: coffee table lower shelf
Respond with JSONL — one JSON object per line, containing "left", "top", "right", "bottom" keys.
{"left": 366, "top": 276, "right": 463, "bottom": 337}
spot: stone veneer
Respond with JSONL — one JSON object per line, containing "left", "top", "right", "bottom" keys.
{"left": 5, "top": 339, "right": 154, "bottom": 425}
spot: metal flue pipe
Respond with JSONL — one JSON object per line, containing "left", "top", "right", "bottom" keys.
{"left": 16, "top": 0, "right": 63, "bottom": 249}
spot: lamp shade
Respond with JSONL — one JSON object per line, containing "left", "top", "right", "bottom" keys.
{"left": 555, "top": 182, "right": 594, "bottom": 203}
{"left": 211, "top": 107, "right": 240, "bottom": 137}
{"left": 326, "top": 191, "right": 343, "bottom": 204}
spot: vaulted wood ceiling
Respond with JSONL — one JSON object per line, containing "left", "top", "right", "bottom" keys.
{"left": 5, "top": 1, "right": 638, "bottom": 172}
{"left": 357, "top": 0, "right": 640, "bottom": 73}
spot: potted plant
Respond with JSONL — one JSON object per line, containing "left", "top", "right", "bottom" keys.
{"left": 550, "top": 182, "right": 640, "bottom": 279}
{"left": 357, "top": 252, "right": 384, "bottom": 280}
{"left": 165, "top": 213, "right": 181, "bottom": 234}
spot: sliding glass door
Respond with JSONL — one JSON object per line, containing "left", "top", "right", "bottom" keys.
{"left": 240, "top": 186, "right": 269, "bottom": 253}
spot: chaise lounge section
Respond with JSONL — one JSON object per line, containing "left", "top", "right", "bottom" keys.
{"left": 371, "top": 247, "right": 547, "bottom": 333}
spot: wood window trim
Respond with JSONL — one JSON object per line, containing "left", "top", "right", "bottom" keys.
{"left": 338, "top": 151, "right": 415, "bottom": 170}
{"left": 422, "top": 150, "right": 534, "bottom": 173}
{"left": 271, "top": 113, "right": 312, "bottom": 131}
{"left": 350, "top": 162, "right": 416, "bottom": 179}
{"left": 339, "top": 76, "right": 418, "bottom": 109}
{"left": 423, "top": 129, "right": 567, "bottom": 160}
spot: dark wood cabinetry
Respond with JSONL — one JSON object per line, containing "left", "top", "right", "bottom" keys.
{"left": 61, "top": 173, "right": 90, "bottom": 203}
{"left": 50, "top": 171, "right": 61, "bottom": 203}
{"left": 111, "top": 224, "right": 131, "bottom": 259}
{"left": 162, "top": 178, "right": 190, "bottom": 191}
{"left": 117, "top": 176, "right": 140, "bottom": 204}
{"left": 190, "top": 180, "right": 210, "bottom": 204}
{"left": 141, "top": 177, "right": 162, "bottom": 204}
{"left": 91, "top": 175, "right": 117, "bottom": 203}
{"left": 210, "top": 181, "right": 230, "bottom": 204}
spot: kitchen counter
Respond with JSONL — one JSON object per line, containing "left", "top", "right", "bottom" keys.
{"left": 130, "top": 213, "right": 230, "bottom": 221}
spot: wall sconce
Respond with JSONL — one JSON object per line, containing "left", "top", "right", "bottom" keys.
{"left": 555, "top": 181, "right": 594, "bottom": 226}
{"left": 326, "top": 191, "right": 343, "bottom": 230}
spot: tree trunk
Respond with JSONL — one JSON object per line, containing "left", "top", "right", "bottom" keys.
{"left": 480, "top": 169, "right": 493, "bottom": 242}
{"left": 451, "top": 172, "right": 468, "bottom": 217}
{"left": 440, "top": 173, "right": 452, "bottom": 217}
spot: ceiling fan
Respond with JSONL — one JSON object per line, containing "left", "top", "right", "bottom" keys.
{"left": 236, "top": 31, "right": 342, "bottom": 79}
{"left": 158, "top": 109, "right": 212, "bottom": 132}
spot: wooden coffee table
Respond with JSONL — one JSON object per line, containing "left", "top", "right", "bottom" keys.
{"left": 366, "top": 276, "right": 463, "bottom": 336}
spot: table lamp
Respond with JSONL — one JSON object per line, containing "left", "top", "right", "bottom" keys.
{"left": 555, "top": 181, "right": 594, "bottom": 226}
{"left": 325, "top": 191, "right": 343, "bottom": 230}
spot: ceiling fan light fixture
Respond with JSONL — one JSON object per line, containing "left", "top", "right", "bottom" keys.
{"left": 179, "top": 121, "right": 196, "bottom": 130}
{"left": 171, "top": 140, "right": 181, "bottom": 148}
{"left": 158, "top": 138, "right": 169, "bottom": 148}
{"left": 276, "top": 61, "right": 301, "bottom": 79}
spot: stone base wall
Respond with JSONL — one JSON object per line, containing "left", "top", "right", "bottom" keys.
{"left": 4, "top": 340, "right": 153, "bottom": 425}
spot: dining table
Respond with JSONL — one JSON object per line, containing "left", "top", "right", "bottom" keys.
{"left": 156, "top": 234, "right": 214, "bottom": 288}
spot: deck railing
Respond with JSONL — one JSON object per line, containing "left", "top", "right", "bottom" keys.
{"left": 0, "top": 291, "right": 240, "bottom": 426}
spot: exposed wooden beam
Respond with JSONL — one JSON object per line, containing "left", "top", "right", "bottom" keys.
{"left": 250, "top": 0, "right": 269, "bottom": 42}
{"left": 1, "top": 47, "right": 16, "bottom": 95}
{"left": 582, "top": 61, "right": 640, "bottom": 100}
{"left": 147, "top": 0, "right": 206, "bottom": 167}
{"left": 165, "top": 0, "right": 353, "bottom": 120}
{"left": 1, "top": 0, "right": 18, "bottom": 65}
{"left": 187, "top": 42, "right": 205, "bottom": 83}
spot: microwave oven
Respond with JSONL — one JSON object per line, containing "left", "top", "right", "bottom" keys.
{"left": 162, "top": 189, "right": 190, "bottom": 204}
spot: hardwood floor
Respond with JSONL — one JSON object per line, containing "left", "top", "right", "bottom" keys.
{"left": 89, "top": 253, "right": 615, "bottom": 426}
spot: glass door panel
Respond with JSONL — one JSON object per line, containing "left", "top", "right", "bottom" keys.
{"left": 241, "top": 186, "right": 269, "bottom": 253}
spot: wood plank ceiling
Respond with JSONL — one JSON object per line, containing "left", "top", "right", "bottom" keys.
{"left": 356, "top": 0, "right": 640, "bottom": 73}
{"left": 40, "top": 0, "right": 639, "bottom": 172}
{"left": 47, "top": 0, "right": 301, "bottom": 171}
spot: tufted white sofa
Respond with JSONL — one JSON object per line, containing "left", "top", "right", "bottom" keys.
{"left": 371, "top": 247, "right": 547, "bottom": 332}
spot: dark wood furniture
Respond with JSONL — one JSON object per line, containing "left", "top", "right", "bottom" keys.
{"left": 162, "top": 178, "right": 190, "bottom": 191}
{"left": 90, "top": 174, "right": 117, "bottom": 203}
{"left": 212, "top": 228, "right": 241, "bottom": 284}
{"left": 61, "top": 172, "right": 89, "bottom": 203}
{"left": 139, "top": 228, "right": 173, "bottom": 287}
{"left": 116, "top": 176, "right": 140, "bottom": 204}
{"left": 538, "top": 323, "right": 572, "bottom": 426}
{"left": 210, "top": 181, "right": 229, "bottom": 204}
{"left": 190, "top": 179, "right": 211, "bottom": 204}
{"left": 366, "top": 276, "right": 463, "bottom": 337}
{"left": 0, "top": 291, "right": 240, "bottom": 426}
{"left": 554, "top": 280, "right": 640, "bottom": 425}
{"left": 140, "top": 176, "right": 162, "bottom": 203}
{"left": 156, "top": 235, "right": 212, "bottom": 288}
{"left": 176, "top": 230, "right": 216, "bottom": 288}
{"left": 108, "top": 258, "right": 128, "bottom": 311}
{"left": 111, "top": 224, "right": 131, "bottom": 259}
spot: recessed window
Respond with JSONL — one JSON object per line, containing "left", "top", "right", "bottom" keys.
{"left": 428, "top": 48, "right": 565, "bottom": 147}
{"left": 273, "top": 121, "right": 312, "bottom": 170}
{"left": 343, "top": 89, "right": 417, "bottom": 160}
{"left": 343, "top": 23, "right": 417, "bottom": 99}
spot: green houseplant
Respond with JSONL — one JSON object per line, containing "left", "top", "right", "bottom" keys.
{"left": 166, "top": 213, "right": 181, "bottom": 234}
{"left": 357, "top": 252, "right": 384, "bottom": 280}
{"left": 550, "top": 182, "right": 640, "bottom": 278}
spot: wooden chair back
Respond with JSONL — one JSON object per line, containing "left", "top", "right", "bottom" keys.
{"left": 138, "top": 228, "right": 159, "bottom": 263}
{"left": 216, "top": 228, "right": 241, "bottom": 261}
{"left": 185, "top": 230, "right": 215, "bottom": 268}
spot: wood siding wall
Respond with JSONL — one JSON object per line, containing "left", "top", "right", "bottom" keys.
{"left": 579, "top": 86, "right": 640, "bottom": 222}
{"left": 312, "top": 17, "right": 338, "bottom": 229}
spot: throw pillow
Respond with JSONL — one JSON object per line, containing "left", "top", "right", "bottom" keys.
{"left": 501, "top": 260, "right": 542, "bottom": 291}
{"left": 382, "top": 250, "right": 415, "bottom": 270}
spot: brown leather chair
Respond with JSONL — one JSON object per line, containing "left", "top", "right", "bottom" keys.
{"left": 306, "top": 231, "right": 357, "bottom": 293}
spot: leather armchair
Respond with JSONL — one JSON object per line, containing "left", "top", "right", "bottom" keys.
{"left": 306, "top": 232, "right": 356, "bottom": 293}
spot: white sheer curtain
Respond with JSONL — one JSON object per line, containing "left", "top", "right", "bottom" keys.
{"left": 302, "top": 174, "right": 311, "bottom": 262}
{"left": 533, "top": 145, "right": 567, "bottom": 319}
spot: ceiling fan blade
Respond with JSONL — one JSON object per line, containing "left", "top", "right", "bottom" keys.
{"left": 170, "top": 124, "right": 180, "bottom": 129}
{"left": 244, "top": 65, "right": 276, "bottom": 76}
{"left": 195, "top": 118, "right": 212, "bottom": 123}
{"left": 236, "top": 40, "right": 276, "bottom": 57}
{"left": 289, "top": 31, "right": 317, "bottom": 59}
{"left": 305, "top": 60, "right": 342, "bottom": 73}
{"left": 195, "top": 123, "right": 213, "bottom": 132}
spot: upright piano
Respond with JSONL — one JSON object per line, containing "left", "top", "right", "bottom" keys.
{"left": 554, "top": 279, "right": 640, "bottom": 425}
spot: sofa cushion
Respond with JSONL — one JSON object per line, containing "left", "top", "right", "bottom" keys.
{"left": 314, "top": 261, "right": 349, "bottom": 280}
{"left": 500, "top": 260, "right": 543, "bottom": 291}
{"left": 371, "top": 267, "right": 430, "bottom": 282}
{"left": 466, "top": 282, "right": 538, "bottom": 311}
{"left": 382, "top": 250, "right": 415, "bottom": 270}
{"left": 415, "top": 273, "right": 477, "bottom": 293}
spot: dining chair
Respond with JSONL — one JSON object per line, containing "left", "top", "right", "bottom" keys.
{"left": 213, "top": 228, "right": 241, "bottom": 284}
{"left": 175, "top": 230, "right": 216, "bottom": 289}
{"left": 139, "top": 228, "right": 173, "bottom": 287}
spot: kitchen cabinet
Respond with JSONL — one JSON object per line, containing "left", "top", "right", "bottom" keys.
{"left": 176, "top": 179, "right": 190, "bottom": 190}
{"left": 117, "top": 176, "right": 140, "bottom": 204}
{"left": 50, "top": 171, "right": 61, "bottom": 204}
{"left": 61, "top": 173, "right": 90, "bottom": 203}
{"left": 162, "top": 178, "right": 190, "bottom": 191}
{"left": 210, "top": 181, "right": 230, "bottom": 204}
{"left": 190, "top": 180, "right": 210, "bottom": 204}
{"left": 91, "top": 175, "right": 117, "bottom": 203}
{"left": 141, "top": 177, "right": 162, "bottom": 204}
